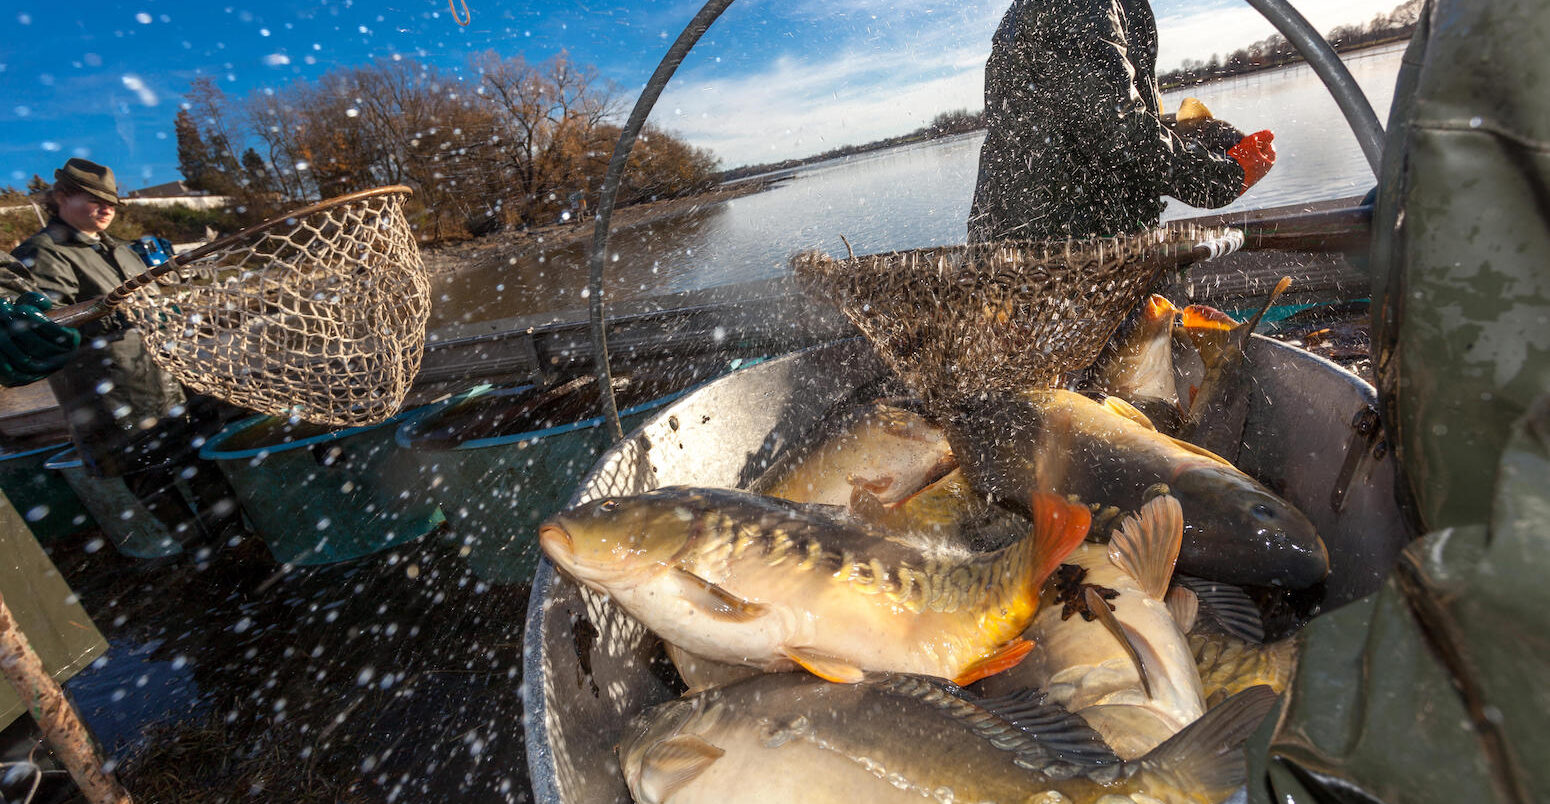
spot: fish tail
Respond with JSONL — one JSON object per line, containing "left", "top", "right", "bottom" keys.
{"left": 1236, "top": 276, "right": 1294, "bottom": 350}
{"left": 1025, "top": 492, "right": 1092, "bottom": 594}
{"left": 1132, "top": 685, "right": 1278, "bottom": 799}
{"left": 1179, "top": 305, "right": 1237, "bottom": 366}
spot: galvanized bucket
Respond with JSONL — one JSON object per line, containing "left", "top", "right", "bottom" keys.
{"left": 521, "top": 336, "right": 1411, "bottom": 802}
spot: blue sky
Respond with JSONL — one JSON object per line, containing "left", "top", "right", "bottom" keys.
{"left": 0, "top": 0, "right": 1401, "bottom": 191}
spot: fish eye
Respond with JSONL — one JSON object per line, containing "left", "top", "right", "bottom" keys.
{"left": 599, "top": 499, "right": 619, "bottom": 512}
{"left": 1250, "top": 503, "right": 1276, "bottom": 521}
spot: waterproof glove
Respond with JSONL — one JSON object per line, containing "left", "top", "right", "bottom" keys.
{"left": 0, "top": 292, "right": 81, "bottom": 387}
{"left": 1228, "top": 130, "right": 1276, "bottom": 194}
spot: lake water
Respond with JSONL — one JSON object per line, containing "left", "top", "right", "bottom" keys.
{"left": 433, "top": 43, "right": 1405, "bottom": 328}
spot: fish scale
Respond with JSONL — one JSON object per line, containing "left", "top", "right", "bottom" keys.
{"left": 539, "top": 486, "right": 1087, "bottom": 684}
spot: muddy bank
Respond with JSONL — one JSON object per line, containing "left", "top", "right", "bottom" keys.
{"left": 421, "top": 182, "right": 776, "bottom": 279}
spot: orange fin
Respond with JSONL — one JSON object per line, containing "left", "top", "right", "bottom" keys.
{"left": 1180, "top": 304, "right": 1237, "bottom": 332}
{"left": 1028, "top": 492, "right": 1094, "bottom": 591}
{"left": 1143, "top": 293, "right": 1180, "bottom": 322}
{"left": 784, "top": 647, "right": 866, "bottom": 684}
{"left": 954, "top": 637, "right": 1034, "bottom": 685}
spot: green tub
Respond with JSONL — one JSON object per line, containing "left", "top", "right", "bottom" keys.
{"left": 0, "top": 442, "right": 91, "bottom": 544}
{"left": 396, "top": 370, "right": 733, "bottom": 585}
{"left": 42, "top": 449, "right": 182, "bottom": 559}
{"left": 199, "top": 407, "right": 444, "bottom": 566}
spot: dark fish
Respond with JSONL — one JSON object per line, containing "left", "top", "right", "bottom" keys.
{"left": 1178, "top": 276, "right": 1292, "bottom": 463}
{"left": 946, "top": 389, "right": 1329, "bottom": 589}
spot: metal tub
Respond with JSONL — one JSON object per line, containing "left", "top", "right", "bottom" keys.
{"left": 521, "top": 337, "right": 1411, "bottom": 802}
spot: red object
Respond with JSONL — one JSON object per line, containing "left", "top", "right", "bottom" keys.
{"left": 1228, "top": 130, "right": 1276, "bottom": 194}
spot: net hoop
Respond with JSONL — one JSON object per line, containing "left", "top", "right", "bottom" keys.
{"left": 793, "top": 223, "right": 1232, "bottom": 411}
{"left": 125, "top": 186, "right": 430, "bottom": 428}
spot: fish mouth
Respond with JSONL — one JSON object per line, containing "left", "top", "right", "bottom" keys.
{"left": 538, "top": 523, "right": 574, "bottom": 559}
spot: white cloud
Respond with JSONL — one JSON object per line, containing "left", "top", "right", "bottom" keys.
{"left": 662, "top": 0, "right": 1402, "bottom": 167}
{"left": 1155, "top": 0, "right": 1401, "bottom": 69}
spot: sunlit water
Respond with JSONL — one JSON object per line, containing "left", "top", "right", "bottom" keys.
{"left": 435, "top": 43, "right": 1404, "bottom": 327}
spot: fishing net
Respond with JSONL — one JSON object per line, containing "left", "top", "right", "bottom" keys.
{"left": 110, "top": 187, "right": 431, "bottom": 428}
{"left": 792, "top": 223, "right": 1240, "bottom": 412}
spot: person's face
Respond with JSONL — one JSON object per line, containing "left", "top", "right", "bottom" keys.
{"left": 57, "top": 191, "right": 117, "bottom": 235}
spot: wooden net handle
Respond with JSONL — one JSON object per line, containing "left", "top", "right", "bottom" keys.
{"left": 45, "top": 185, "right": 414, "bottom": 327}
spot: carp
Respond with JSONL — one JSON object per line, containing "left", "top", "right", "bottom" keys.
{"left": 538, "top": 486, "right": 1089, "bottom": 685}
{"left": 620, "top": 670, "right": 1278, "bottom": 804}
{"left": 749, "top": 401, "right": 956, "bottom": 509}
{"left": 946, "top": 388, "right": 1328, "bottom": 588}
{"left": 1191, "top": 633, "right": 1298, "bottom": 709}
{"left": 977, "top": 495, "right": 1206, "bottom": 759}
{"left": 1089, "top": 293, "right": 1186, "bottom": 434}
{"left": 1177, "top": 277, "right": 1291, "bottom": 463}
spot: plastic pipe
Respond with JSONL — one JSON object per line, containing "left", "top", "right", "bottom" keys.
{"left": 1242, "top": 0, "right": 1385, "bottom": 175}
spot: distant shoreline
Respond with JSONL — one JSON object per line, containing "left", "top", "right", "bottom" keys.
{"left": 718, "top": 38, "right": 1409, "bottom": 185}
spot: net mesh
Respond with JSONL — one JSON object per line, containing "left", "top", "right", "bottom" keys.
{"left": 124, "top": 189, "right": 431, "bottom": 428}
{"left": 792, "top": 223, "right": 1229, "bottom": 412}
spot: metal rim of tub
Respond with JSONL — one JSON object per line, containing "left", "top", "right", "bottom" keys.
{"left": 519, "top": 336, "right": 1411, "bottom": 803}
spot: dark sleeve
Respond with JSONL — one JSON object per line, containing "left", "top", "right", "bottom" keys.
{"left": 8, "top": 241, "right": 83, "bottom": 304}
{"left": 0, "top": 252, "right": 42, "bottom": 299}
{"left": 1042, "top": 0, "right": 1244, "bottom": 208}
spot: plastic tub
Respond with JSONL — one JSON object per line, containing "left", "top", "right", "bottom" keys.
{"left": 0, "top": 442, "right": 91, "bottom": 543}
{"left": 396, "top": 372, "right": 714, "bottom": 585}
{"left": 42, "top": 449, "right": 182, "bottom": 559}
{"left": 199, "top": 406, "right": 444, "bottom": 566}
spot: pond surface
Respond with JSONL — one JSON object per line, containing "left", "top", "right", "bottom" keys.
{"left": 434, "top": 43, "right": 1404, "bottom": 327}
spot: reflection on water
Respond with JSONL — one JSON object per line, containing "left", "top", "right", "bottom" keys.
{"left": 434, "top": 44, "right": 1403, "bottom": 327}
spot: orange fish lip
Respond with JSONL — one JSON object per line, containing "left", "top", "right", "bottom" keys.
{"left": 537, "top": 523, "right": 573, "bottom": 557}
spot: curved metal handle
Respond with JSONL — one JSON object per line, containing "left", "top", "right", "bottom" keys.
{"left": 587, "top": 0, "right": 737, "bottom": 443}
{"left": 1242, "top": 0, "right": 1385, "bottom": 175}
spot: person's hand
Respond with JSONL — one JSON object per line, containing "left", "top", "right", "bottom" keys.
{"left": 1228, "top": 130, "right": 1276, "bottom": 194}
{"left": 0, "top": 292, "right": 81, "bottom": 387}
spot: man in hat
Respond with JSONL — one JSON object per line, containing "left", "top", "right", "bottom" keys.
{"left": 968, "top": 0, "right": 1277, "bottom": 243}
{"left": 1, "top": 158, "right": 235, "bottom": 550}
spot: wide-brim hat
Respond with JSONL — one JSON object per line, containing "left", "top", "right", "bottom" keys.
{"left": 53, "top": 158, "right": 119, "bottom": 205}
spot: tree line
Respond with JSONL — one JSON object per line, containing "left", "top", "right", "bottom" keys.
{"left": 724, "top": 0, "right": 1423, "bottom": 182}
{"left": 175, "top": 53, "right": 720, "bottom": 241}
{"left": 1157, "top": 0, "right": 1421, "bottom": 89}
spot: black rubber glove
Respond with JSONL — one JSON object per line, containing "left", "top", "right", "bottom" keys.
{"left": 0, "top": 292, "right": 81, "bottom": 387}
